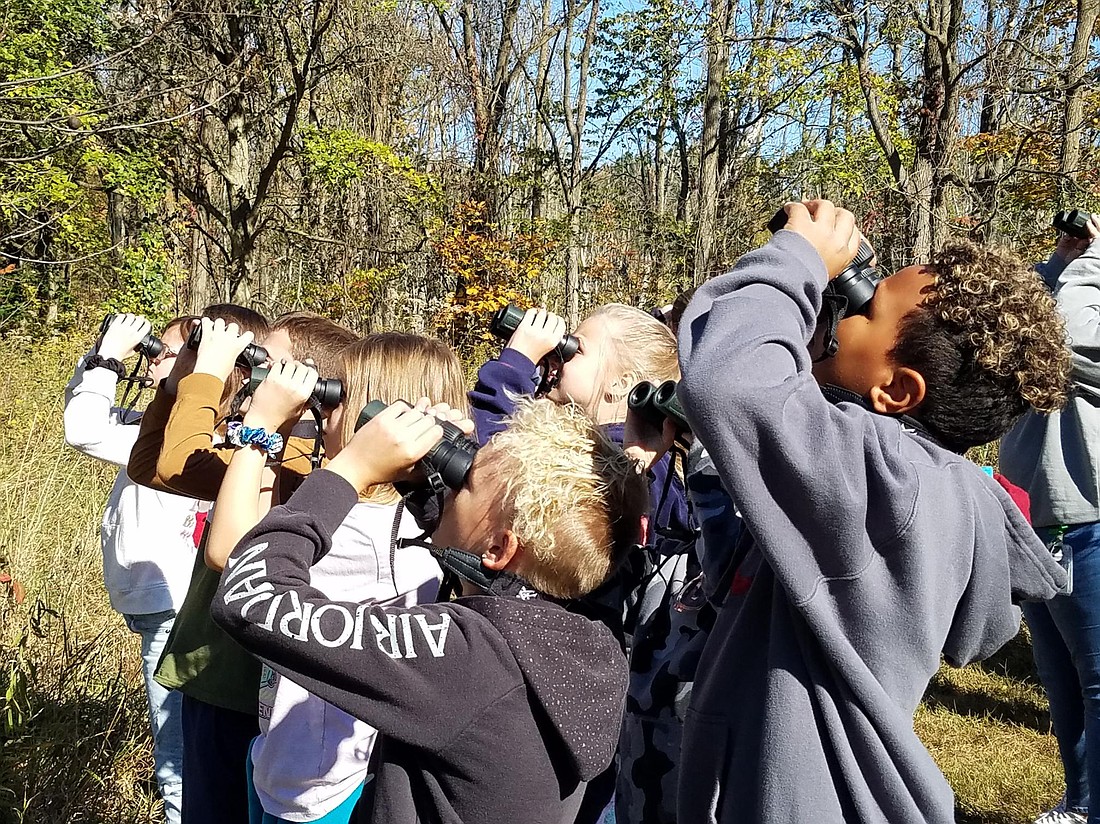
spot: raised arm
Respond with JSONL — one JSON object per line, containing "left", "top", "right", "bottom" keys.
{"left": 204, "top": 361, "right": 317, "bottom": 571}
{"left": 210, "top": 469, "right": 504, "bottom": 748}
{"left": 1049, "top": 219, "right": 1100, "bottom": 397}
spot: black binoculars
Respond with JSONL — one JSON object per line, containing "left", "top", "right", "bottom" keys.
{"left": 628, "top": 379, "right": 689, "bottom": 434}
{"left": 99, "top": 314, "right": 166, "bottom": 360}
{"left": 767, "top": 208, "right": 882, "bottom": 318}
{"left": 187, "top": 323, "right": 269, "bottom": 369}
{"left": 1054, "top": 209, "right": 1096, "bottom": 240}
{"left": 490, "top": 304, "right": 580, "bottom": 362}
{"left": 355, "top": 401, "right": 478, "bottom": 492}
{"left": 247, "top": 366, "right": 345, "bottom": 410}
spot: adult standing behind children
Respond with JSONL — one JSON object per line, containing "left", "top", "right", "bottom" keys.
{"left": 63, "top": 313, "right": 200, "bottom": 824}
{"left": 1001, "top": 213, "right": 1100, "bottom": 824}
{"left": 674, "top": 200, "right": 1071, "bottom": 823}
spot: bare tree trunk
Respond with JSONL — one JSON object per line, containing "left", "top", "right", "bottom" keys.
{"left": 1060, "top": 0, "right": 1100, "bottom": 203}
{"left": 694, "top": 0, "right": 732, "bottom": 284}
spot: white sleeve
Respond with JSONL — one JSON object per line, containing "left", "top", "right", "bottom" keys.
{"left": 63, "top": 353, "right": 140, "bottom": 467}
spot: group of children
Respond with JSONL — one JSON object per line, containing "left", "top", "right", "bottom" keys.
{"left": 64, "top": 199, "right": 1082, "bottom": 824}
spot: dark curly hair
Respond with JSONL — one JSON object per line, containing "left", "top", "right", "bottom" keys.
{"left": 889, "top": 241, "right": 1070, "bottom": 452}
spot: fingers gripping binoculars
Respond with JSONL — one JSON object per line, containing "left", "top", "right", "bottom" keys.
{"left": 490, "top": 304, "right": 581, "bottom": 362}
{"left": 767, "top": 209, "right": 882, "bottom": 318}
{"left": 99, "top": 314, "right": 166, "bottom": 360}
{"left": 247, "top": 366, "right": 345, "bottom": 410}
{"left": 186, "top": 324, "right": 269, "bottom": 369}
{"left": 628, "top": 380, "right": 690, "bottom": 434}
{"left": 1054, "top": 209, "right": 1096, "bottom": 240}
{"left": 355, "top": 401, "right": 479, "bottom": 493}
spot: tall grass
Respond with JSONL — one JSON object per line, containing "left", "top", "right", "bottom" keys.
{"left": 0, "top": 335, "right": 1067, "bottom": 823}
{"left": 0, "top": 335, "right": 158, "bottom": 824}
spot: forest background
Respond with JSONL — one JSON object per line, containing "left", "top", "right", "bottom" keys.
{"left": 1, "top": 0, "right": 1099, "bottom": 821}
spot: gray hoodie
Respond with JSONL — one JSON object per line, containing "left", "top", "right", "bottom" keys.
{"left": 675, "top": 230, "right": 1067, "bottom": 823}
{"left": 1001, "top": 242, "right": 1100, "bottom": 528}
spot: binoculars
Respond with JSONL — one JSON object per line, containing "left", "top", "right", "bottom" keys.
{"left": 767, "top": 208, "right": 882, "bottom": 318}
{"left": 490, "top": 304, "right": 580, "bottom": 362}
{"left": 628, "top": 380, "right": 689, "bottom": 434}
{"left": 247, "top": 366, "right": 345, "bottom": 410}
{"left": 355, "top": 401, "right": 478, "bottom": 492}
{"left": 187, "top": 323, "right": 269, "bottom": 369}
{"left": 1054, "top": 209, "right": 1096, "bottom": 240}
{"left": 99, "top": 314, "right": 166, "bottom": 360}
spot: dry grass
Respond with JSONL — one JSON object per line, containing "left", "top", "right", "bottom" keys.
{"left": 0, "top": 336, "right": 1069, "bottom": 823}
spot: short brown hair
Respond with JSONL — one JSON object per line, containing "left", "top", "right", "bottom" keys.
{"left": 484, "top": 398, "right": 648, "bottom": 599}
{"left": 273, "top": 311, "right": 358, "bottom": 378}
{"left": 890, "top": 242, "right": 1071, "bottom": 451}
{"left": 201, "top": 304, "right": 271, "bottom": 414}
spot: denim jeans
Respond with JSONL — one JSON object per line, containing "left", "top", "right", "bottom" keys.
{"left": 124, "top": 610, "right": 183, "bottom": 824}
{"left": 1022, "top": 522, "right": 1100, "bottom": 822}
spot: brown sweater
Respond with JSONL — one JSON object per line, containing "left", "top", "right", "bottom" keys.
{"left": 127, "top": 372, "right": 314, "bottom": 501}
{"left": 128, "top": 371, "right": 317, "bottom": 713}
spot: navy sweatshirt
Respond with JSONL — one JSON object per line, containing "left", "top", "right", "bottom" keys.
{"left": 675, "top": 231, "right": 1068, "bottom": 823}
{"left": 210, "top": 470, "right": 628, "bottom": 824}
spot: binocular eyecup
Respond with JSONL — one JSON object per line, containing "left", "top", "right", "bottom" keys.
{"left": 248, "top": 366, "right": 345, "bottom": 410}
{"left": 187, "top": 324, "right": 269, "bottom": 369}
{"left": 99, "top": 314, "right": 166, "bottom": 360}
{"left": 1054, "top": 209, "right": 1095, "bottom": 240}
{"left": 490, "top": 304, "right": 580, "bottom": 362}
{"left": 355, "top": 400, "right": 478, "bottom": 492}
{"left": 628, "top": 379, "right": 689, "bottom": 434}
{"left": 767, "top": 208, "right": 881, "bottom": 317}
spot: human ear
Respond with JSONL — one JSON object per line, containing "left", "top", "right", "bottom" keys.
{"left": 868, "top": 367, "right": 925, "bottom": 416}
{"left": 482, "top": 529, "right": 520, "bottom": 571}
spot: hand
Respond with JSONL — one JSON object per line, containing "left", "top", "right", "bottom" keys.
{"left": 782, "top": 199, "right": 863, "bottom": 279}
{"left": 507, "top": 308, "right": 568, "bottom": 364}
{"left": 424, "top": 401, "right": 476, "bottom": 438}
{"left": 243, "top": 360, "right": 318, "bottom": 430}
{"left": 623, "top": 406, "right": 679, "bottom": 473}
{"left": 98, "top": 314, "right": 151, "bottom": 361}
{"left": 1055, "top": 214, "right": 1100, "bottom": 266}
{"left": 326, "top": 401, "right": 446, "bottom": 492}
{"left": 193, "top": 317, "right": 255, "bottom": 383}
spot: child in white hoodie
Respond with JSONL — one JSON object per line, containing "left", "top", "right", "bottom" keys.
{"left": 63, "top": 313, "right": 201, "bottom": 824}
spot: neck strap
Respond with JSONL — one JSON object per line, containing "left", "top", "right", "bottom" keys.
{"left": 398, "top": 538, "right": 551, "bottom": 601}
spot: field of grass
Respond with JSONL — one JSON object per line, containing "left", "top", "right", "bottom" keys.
{"left": 0, "top": 336, "right": 1069, "bottom": 823}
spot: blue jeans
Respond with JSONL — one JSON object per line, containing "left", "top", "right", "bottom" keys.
{"left": 1022, "top": 522, "right": 1100, "bottom": 821}
{"left": 124, "top": 610, "right": 183, "bottom": 824}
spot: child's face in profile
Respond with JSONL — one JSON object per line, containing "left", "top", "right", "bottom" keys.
{"left": 433, "top": 450, "right": 508, "bottom": 556}
{"left": 811, "top": 265, "right": 935, "bottom": 398}
{"left": 548, "top": 316, "right": 615, "bottom": 411}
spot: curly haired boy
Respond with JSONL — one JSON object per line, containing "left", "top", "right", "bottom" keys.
{"left": 673, "top": 201, "right": 1071, "bottom": 824}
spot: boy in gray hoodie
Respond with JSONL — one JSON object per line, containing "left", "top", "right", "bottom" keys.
{"left": 675, "top": 200, "right": 1072, "bottom": 823}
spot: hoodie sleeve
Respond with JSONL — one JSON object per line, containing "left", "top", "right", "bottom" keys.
{"left": 63, "top": 351, "right": 138, "bottom": 467}
{"left": 211, "top": 469, "right": 519, "bottom": 750}
{"left": 1051, "top": 241, "right": 1100, "bottom": 397}
{"left": 468, "top": 348, "right": 540, "bottom": 445}
{"left": 677, "top": 230, "right": 926, "bottom": 602}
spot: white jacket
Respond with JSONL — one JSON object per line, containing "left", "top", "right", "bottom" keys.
{"left": 64, "top": 353, "right": 200, "bottom": 615}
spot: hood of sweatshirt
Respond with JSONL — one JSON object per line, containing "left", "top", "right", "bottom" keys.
{"left": 460, "top": 595, "right": 627, "bottom": 782}
{"left": 941, "top": 460, "right": 1067, "bottom": 667}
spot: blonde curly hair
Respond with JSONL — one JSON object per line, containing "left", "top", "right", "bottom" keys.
{"left": 890, "top": 241, "right": 1070, "bottom": 451}
{"left": 484, "top": 398, "right": 648, "bottom": 599}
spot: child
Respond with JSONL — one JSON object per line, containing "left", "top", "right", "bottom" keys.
{"left": 1001, "top": 213, "right": 1100, "bottom": 824}
{"left": 210, "top": 397, "right": 649, "bottom": 824}
{"left": 472, "top": 304, "right": 690, "bottom": 821}
{"left": 63, "top": 313, "right": 199, "bottom": 824}
{"left": 204, "top": 334, "right": 467, "bottom": 824}
{"left": 127, "top": 308, "right": 355, "bottom": 824}
{"left": 673, "top": 200, "right": 1071, "bottom": 823}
